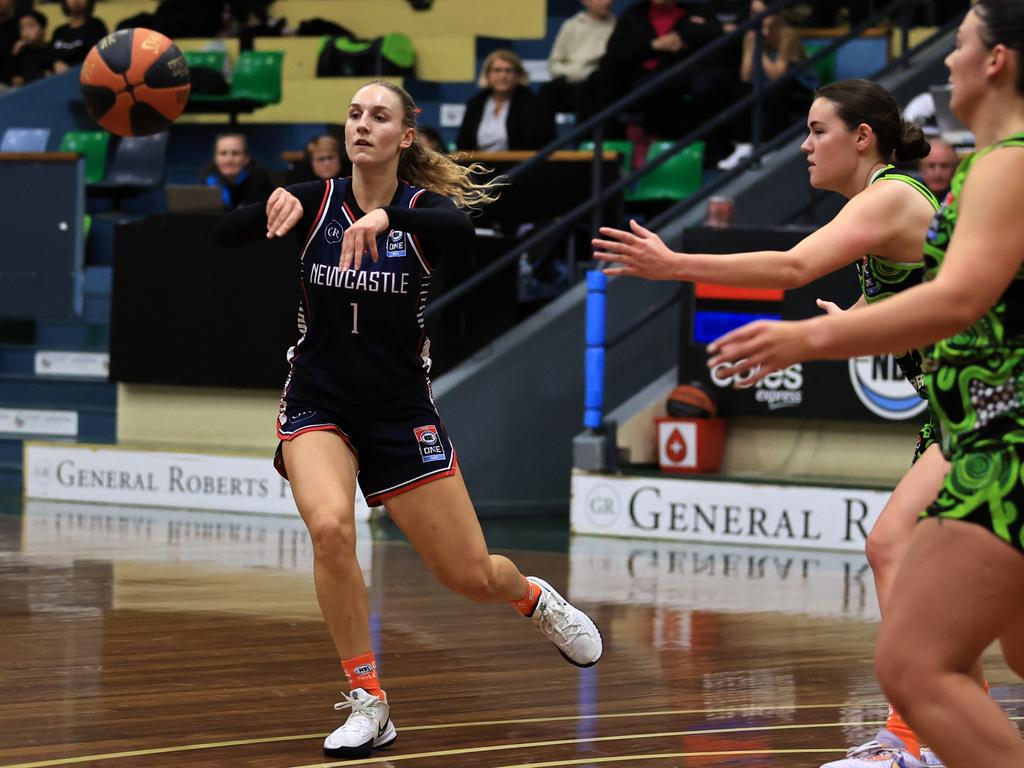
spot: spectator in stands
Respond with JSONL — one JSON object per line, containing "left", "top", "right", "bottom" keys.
{"left": 308, "top": 134, "right": 347, "bottom": 180}
{"left": 719, "top": 0, "right": 815, "bottom": 169}
{"left": 538, "top": 0, "right": 615, "bottom": 123}
{"left": 917, "top": 138, "right": 957, "bottom": 201}
{"left": 592, "top": 0, "right": 724, "bottom": 142}
{"left": 51, "top": 0, "right": 108, "bottom": 74}
{"left": 699, "top": 0, "right": 750, "bottom": 33}
{"left": 201, "top": 133, "right": 275, "bottom": 210}
{"left": 0, "top": 0, "right": 19, "bottom": 88}
{"left": 417, "top": 125, "right": 447, "bottom": 154}
{"left": 8, "top": 10, "right": 53, "bottom": 86}
{"left": 116, "top": 0, "right": 222, "bottom": 40}
{"left": 456, "top": 49, "right": 555, "bottom": 151}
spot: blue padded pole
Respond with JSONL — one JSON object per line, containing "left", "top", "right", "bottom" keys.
{"left": 584, "top": 270, "right": 607, "bottom": 429}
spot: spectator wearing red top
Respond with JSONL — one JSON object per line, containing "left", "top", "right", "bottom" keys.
{"left": 593, "top": 0, "right": 728, "bottom": 144}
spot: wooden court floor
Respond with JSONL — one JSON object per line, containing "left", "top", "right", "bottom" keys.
{"left": 1, "top": 499, "right": 1021, "bottom": 768}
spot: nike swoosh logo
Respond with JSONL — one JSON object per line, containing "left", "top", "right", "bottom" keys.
{"left": 378, "top": 719, "right": 389, "bottom": 737}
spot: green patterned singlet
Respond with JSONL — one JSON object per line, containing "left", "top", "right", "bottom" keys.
{"left": 921, "top": 132, "right": 1024, "bottom": 553}
{"left": 922, "top": 133, "right": 1024, "bottom": 454}
{"left": 856, "top": 166, "right": 941, "bottom": 461}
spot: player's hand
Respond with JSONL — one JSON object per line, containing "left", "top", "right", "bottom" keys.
{"left": 816, "top": 298, "right": 845, "bottom": 316}
{"left": 706, "top": 319, "right": 810, "bottom": 387}
{"left": 265, "top": 187, "right": 304, "bottom": 238}
{"left": 593, "top": 219, "right": 681, "bottom": 280}
{"left": 340, "top": 208, "right": 389, "bottom": 272}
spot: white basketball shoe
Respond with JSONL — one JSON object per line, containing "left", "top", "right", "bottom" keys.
{"left": 323, "top": 688, "right": 397, "bottom": 759}
{"left": 526, "top": 577, "right": 603, "bottom": 667}
{"left": 820, "top": 730, "right": 927, "bottom": 768}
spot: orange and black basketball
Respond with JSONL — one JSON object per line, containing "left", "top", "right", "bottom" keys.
{"left": 80, "top": 28, "right": 190, "bottom": 137}
{"left": 666, "top": 382, "right": 718, "bottom": 419}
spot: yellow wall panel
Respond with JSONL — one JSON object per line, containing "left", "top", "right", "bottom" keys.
{"left": 268, "top": 0, "right": 545, "bottom": 38}
{"left": 255, "top": 35, "right": 475, "bottom": 82}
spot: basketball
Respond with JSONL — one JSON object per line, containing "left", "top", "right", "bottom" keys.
{"left": 666, "top": 382, "right": 718, "bottom": 419}
{"left": 80, "top": 28, "right": 191, "bottom": 137}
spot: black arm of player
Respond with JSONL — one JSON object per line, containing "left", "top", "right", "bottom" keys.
{"left": 382, "top": 200, "right": 474, "bottom": 244}
{"left": 213, "top": 181, "right": 325, "bottom": 247}
{"left": 383, "top": 195, "right": 475, "bottom": 265}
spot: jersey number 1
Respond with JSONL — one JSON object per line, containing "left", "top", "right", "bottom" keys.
{"left": 350, "top": 302, "right": 359, "bottom": 335}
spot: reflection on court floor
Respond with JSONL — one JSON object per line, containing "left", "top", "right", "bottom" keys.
{"left": 20, "top": 499, "right": 373, "bottom": 577}
{"left": 0, "top": 501, "right": 1019, "bottom": 768}
{"left": 569, "top": 534, "right": 878, "bottom": 622}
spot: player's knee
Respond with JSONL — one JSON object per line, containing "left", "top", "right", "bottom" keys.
{"left": 440, "top": 560, "right": 499, "bottom": 602}
{"left": 875, "top": 633, "right": 930, "bottom": 712}
{"left": 306, "top": 510, "right": 357, "bottom": 563}
{"left": 1000, "top": 633, "right": 1024, "bottom": 679}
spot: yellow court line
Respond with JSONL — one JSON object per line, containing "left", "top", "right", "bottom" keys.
{"left": 4, "top": 705, "right": 1022, "bottom": 768}
{"left": 493, "top": 749, "right": 843, "bottom": 768}
{"left": 294, "top": 722, "right": 869, "bottom": 768}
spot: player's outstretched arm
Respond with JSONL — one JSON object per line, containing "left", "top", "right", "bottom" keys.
{"left": 213, "top": 182, "right": 324, "bottom": 248}
{"left": 705, "top": 151, "right": 1024, "bottom": 385}
{"left": 592, "top": 182, "right": 922, "bottom": 288}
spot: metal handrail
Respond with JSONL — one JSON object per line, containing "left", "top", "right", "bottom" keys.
{"left": 647, "top": 12, "right": 961, "bottom": 232}
{"left": 427, "top": 0, "right": 947, "bottom": 318}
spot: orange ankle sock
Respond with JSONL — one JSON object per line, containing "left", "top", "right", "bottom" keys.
{"left": 341, "top": 652, "right": 384, "bottom": 700}
{"left": 885, "top": 705, "right": 921, "bottom": 758}
{"left": 510, "top": 576, "right": 541, "bottom": 616}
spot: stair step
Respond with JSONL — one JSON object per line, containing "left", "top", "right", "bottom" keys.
{"left": 83, "top": 266, "right": 113, "bottom": 294}
{"left": 0, "top": 406, "right": 115, "bottom": 443}
{"left": 0, "top": 374, "right": 115, "bottom": 409}
{"left": 36, "top": 321, "right": 109, "bottom": 348}
{"left": 0, "top": 346, "right": 109, "bottom": 376}
{"left": 0, "top": 461, "right": 21, "bottom": 492}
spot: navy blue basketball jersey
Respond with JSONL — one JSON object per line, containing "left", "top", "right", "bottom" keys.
{"left": 278, "top": 178, "right": 471, "bottom": 417}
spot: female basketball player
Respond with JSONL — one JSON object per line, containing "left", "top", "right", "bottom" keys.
{"left": 214, "top": 80, "right": 602, "bottom": 760}
{"left": 706, "top": 4, "right": 1024, "bottom": 765}
{"left": 594, "top": 79, "right": 948, "bottom": 767}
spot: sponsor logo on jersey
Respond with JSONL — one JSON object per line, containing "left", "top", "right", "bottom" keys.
{"left": 848, "top": 355, "right": 928, "bottom": 420}
{"left": 324, "top": 219, "right": 344, "bottom": 244}
{"left": 414, "top": 425, "right": 446, "bottom": 463}
{"left": 386, "top": 229, "right": 406, "bottom": 258}
{"left": 710, "top": 363, "right": 804, "bottom": 410}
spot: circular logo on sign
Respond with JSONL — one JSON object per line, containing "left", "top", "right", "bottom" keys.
{"left": 584, "top": 484, "right": 621, "bottom": 529}
{"left": 848, "top": 355, "right": 928, "bottom": 420}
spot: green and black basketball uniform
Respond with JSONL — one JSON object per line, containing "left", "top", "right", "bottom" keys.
{"left": 921, "top": 132, "right": 1024, "bottom": 553}
{"left": 855, "top": 166, "right": 941, "bottom": 462}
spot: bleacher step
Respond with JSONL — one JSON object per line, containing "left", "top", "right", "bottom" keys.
{"left": 0, "top": 374, "right": 116, "bottom": 409}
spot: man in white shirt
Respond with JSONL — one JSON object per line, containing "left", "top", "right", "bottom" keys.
{"left": 538, "top": 0, "right": 615, "bottom": 123}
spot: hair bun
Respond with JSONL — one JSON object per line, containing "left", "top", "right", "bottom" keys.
{"left": 895, "top": 120, "right": 930, "bottom": 163}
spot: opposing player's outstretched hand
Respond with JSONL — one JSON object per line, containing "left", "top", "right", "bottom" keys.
{"left": 706, "top": 319, "right": 811, "bottom": 386}
{"left": 339, "top": 209, "right": 390, "bottom": 271}
{"left": 593, "top": 219, "right": 681, "bottom": 280}
{"left": 266, "top": 187, "right": 304, "bottom": 239}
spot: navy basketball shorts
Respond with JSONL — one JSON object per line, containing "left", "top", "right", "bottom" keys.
{"left": 274, "top": 398, "right": 458, "bottom": 507}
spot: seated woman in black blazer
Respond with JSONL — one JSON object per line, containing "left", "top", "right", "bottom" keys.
{"left": 456, "top": 49, "right": 555, "bottom": 152}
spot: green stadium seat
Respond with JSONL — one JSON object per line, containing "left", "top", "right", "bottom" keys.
{"left": 183, "top": 49, "right": 226, "bottom": 72}
{"left": 629, "top": 140, "right": 704, "bottom": 201}
{"left": 229, "top": 50, "right": 283, "bottom": 104}
{"left": 59, "top": 130, "right": 110, "bottom": 184}
{"left": 578, "top": 140, "right": 634, "bottom": 177}
{"left": 803, "top": 41, "right": 837, "bottom": 86}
